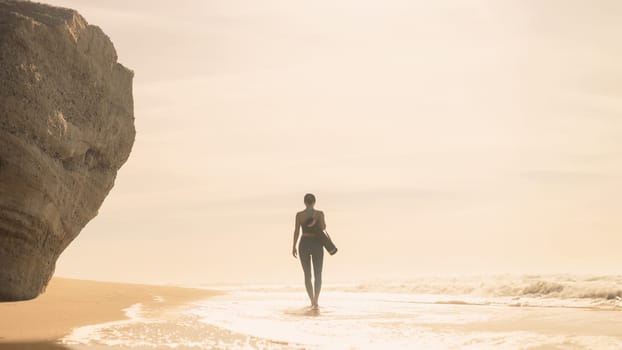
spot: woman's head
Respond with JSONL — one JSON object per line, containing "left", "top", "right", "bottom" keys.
{"left": 304, "top": 193, "right": 316, "bottom": 207}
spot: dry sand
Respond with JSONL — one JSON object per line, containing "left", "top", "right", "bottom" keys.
{"left": 0, "top": 277, "right": 219, "bottom": 346}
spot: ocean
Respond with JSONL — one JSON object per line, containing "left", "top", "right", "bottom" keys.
{"left": 62, "top": 275, "right": 622, "bottom": 349}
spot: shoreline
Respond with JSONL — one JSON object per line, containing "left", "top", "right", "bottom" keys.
{"left": 0, "top": 277, "right": 220, "bottom": 345}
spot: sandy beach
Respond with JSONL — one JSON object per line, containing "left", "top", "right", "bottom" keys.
{"left": 1, "top": 276, "right": 622, "bottom": 349}
{"left": 0, "top": 277, "right": 218, "bottom": 348}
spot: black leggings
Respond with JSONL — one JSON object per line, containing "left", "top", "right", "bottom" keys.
{"left": 299, "top": 236, "right": 324, "bottom": 300}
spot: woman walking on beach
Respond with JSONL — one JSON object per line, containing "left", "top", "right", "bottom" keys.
{"left": 292, "top": 193, "right": 326, "bottom": 309}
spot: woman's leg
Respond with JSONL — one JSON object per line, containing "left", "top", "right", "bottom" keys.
{"left": 311, "top": 240, "right": 324, "bottom": 306}
{"left": 299, "top": 240, "right": 314, "bottom": 304}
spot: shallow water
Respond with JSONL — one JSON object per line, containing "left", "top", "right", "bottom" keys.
{"left": 63, "top": 275, "right": 622, "bottom": 349}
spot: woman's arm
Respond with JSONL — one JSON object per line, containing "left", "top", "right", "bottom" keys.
{"left": 292, "top": 213, "right": 300, "bottom": 258}
{"left": 319, "top": 211, "right": 327, "bottom": 230}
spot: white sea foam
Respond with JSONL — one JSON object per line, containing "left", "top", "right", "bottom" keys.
{"left": 191, "top": 289, "right": 622, "bottom": 349}
{"left": 62, "top": 303, "right": 147, "bottom": 346}
{"left": 60, "top": 275, "right": 622, "bottom": 349}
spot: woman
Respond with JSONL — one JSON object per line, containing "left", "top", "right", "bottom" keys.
{"left": 292, "top": 193, "right": 326, "bottom": 309}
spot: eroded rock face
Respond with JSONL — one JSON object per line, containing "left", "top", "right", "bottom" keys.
{"left": 0, "top": 0, "right": 135, "bottom": 301}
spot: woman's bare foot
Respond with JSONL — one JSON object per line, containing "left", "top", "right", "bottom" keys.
{"left": 312, "top": 296, "right": 319, "bottom": 309}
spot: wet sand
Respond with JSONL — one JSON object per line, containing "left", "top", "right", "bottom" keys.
{"left": 0, "top": 278, "right": 219, "bottom": 348}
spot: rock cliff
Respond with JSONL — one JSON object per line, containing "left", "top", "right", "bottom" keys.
{"left": 0, "top": 0, "right": 135, "bottom": 301}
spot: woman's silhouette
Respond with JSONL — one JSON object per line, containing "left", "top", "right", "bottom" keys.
{"left": 292, "top": 193, "right": 326, "bottom": 309}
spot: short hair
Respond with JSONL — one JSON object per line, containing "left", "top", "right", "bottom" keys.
{"left": 304, "top": 193, "right": 316, "bottom": 205}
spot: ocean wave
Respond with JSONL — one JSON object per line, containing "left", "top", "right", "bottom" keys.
{"left": 334, "top": 274, "right": 622, "bottom": 303}
{"left": 521, "top": 281, "right": 565, "bottom": 295}
{"left": 576, "top": 290, "right": 622, "bottom": 300}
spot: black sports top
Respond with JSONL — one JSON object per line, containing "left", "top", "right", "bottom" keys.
{"left": 302, "top": 210, "right": 322, "bottom": 235}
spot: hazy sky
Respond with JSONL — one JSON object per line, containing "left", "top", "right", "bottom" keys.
{"left": 44, "top": 0, "right": 622, "bottom": 285}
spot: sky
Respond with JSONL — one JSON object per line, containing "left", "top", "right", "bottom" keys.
{"left": 44, "top": 0, "right": 622, "bottom": 285}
